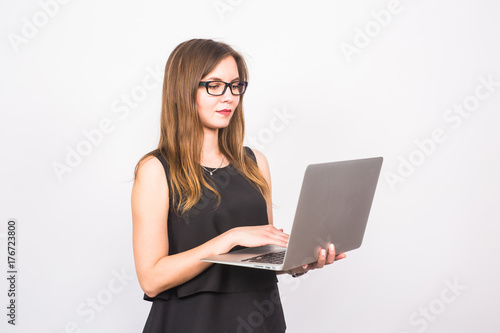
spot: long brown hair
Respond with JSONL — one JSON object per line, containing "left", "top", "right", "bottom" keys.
{"left": 135, "top": 39, "right": 270, "bottom": 214}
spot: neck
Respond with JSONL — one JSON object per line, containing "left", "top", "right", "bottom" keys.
{"left": 201, "top": 128, "right": 223, "bottom": 166}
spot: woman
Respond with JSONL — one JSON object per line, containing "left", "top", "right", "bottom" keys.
{"left": 132, "top": 38, "right": 345, "bottom": 332}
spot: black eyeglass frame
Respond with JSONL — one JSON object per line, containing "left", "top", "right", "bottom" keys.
{"left": 198, "top": 81, "right": 248, "bottom": 96}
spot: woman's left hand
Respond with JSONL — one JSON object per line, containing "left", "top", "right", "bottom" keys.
{"left": 288, "top": 243, "right": 346, "bottom": 276}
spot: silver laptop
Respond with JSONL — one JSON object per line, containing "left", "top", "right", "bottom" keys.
{"left": 202, "top": 157, "right": 383, "bottom": 271}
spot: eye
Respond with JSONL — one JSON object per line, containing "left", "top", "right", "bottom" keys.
{"left": 231, "top": 82, "right": 243, "bottom": 90}
{"left": 208, "top": 82, "right": 222, "bottom": 89}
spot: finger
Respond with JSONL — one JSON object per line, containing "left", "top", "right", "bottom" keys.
{"left": 335, "top": 253, "right": 346, "bottom": 260}
{"left": 326, "top": 243, "right": 336, "bottom": 265}
{"left": 306, "top": 263, "right": 318, "bottom": 271}
{"left": 316, "top": 249, "right": 327, "bottom": 269}
{"left": 269, "top": 237, "right": 288, "bottom": 247}
{"left": 268, "top": 226, "right": 289, "bottom": 238}
{"left": 267, "top": 229, "right": 289, "bottom": 247}
{"left": 274, "top": 229, "right": 289, "bottom": 242}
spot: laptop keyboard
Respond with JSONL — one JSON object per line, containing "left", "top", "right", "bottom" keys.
{"left": 241, "top": 250, "right": 286, "bottom": 264}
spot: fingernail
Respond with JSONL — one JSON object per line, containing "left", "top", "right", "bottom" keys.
{"left": 321, "top": 249, "right": 326, "bottom": 256}
{"left": 330, "top": 244, "right": 334, "bottom": 251}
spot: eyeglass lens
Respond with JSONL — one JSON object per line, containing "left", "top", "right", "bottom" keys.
{"left": 206, "top": 81, "right": 246, "bottom": 95}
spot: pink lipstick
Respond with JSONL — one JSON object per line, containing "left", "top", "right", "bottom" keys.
{"left": 216, "top": 109, "right": 231, "bottom": 116}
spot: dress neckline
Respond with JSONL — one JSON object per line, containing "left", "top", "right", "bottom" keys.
{"left": 200, "top": 163, "right": 231, "bottom": 175}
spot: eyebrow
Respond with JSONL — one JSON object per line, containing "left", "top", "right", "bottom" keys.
{"left": 204, "top": 76, "right": 241, "bottom": 82}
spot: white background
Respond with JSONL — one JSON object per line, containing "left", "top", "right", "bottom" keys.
{"left": 1, "top": 0, "right": 499, "bottom": 332}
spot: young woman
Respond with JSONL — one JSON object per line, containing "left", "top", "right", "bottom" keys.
{"left": 132, "top": 38, "right": 345, "bottom": 332}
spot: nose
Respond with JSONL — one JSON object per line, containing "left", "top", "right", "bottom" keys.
{"left": 220, "top": 85, "right": 236, "bottom": 103}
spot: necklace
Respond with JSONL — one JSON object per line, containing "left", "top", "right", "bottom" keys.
{"left": 201, "top": 155, "right": 225, "bottom": 176}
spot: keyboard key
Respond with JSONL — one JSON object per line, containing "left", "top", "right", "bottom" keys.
{"left": 241, "top": 250, "right": 286, "bottom": 264}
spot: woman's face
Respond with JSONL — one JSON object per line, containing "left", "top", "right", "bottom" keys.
{"left": 196, "top": 56, "right": 241, "bottom": 133}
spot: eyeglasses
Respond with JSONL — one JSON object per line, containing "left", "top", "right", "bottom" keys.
{"left": 199, "top": 81, "right": 248, "bottom": 96}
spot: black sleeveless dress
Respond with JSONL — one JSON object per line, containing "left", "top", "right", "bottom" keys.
{"left": 142, "top": 147, "right": 286, "bottom": 333}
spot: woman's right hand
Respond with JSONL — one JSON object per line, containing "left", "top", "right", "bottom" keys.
{"left": 224, "top": 225, "right": 289, "bottom": 250}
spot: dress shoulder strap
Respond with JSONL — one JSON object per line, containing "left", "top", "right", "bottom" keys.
{"left": 155, "top": 153, "right": 170, "bottom": 178}
{"left": 243, "top": 146, "right": 257, "bottom": 164}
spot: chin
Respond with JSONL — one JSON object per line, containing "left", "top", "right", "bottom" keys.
{"left": 205, "top": 121, "right": 231, "bottom": 131}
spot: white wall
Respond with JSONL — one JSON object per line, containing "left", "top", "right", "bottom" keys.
{"left": 1, "top": 0, "right": 499, "bottom": 332}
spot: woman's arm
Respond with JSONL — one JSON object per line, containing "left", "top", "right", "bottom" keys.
{"left": 132, "top": 156, "right": 288, "bottom": 298}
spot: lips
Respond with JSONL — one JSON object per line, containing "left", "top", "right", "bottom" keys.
{"left": 216, "top": 109, "right": 232, "bottom": 116}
